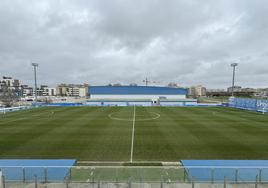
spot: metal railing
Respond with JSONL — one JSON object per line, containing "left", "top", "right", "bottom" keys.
{"left": 0, "top": 106, "right": 33, "bottom": 114}
{"left": 1, "top": 166, "right": 268, "bottom": 184}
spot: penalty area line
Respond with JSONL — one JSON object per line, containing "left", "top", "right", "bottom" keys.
{"left": 130, "top": 105, "right": 136, "bottom": 163}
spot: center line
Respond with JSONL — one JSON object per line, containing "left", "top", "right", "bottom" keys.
{"left": 130, "top": 105, "right": 136, "bottom": 163}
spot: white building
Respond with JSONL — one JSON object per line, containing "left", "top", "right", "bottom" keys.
{"left": 21, "top": 85, "right": 33, "bottom": 96}
{"left": 57, "top": 84, "right": 88, "bottom": 97}
{"left": 78, "top": 87, "right": 87, "bottom": 97}
{"left": 0, "top": 76, "right": 21, "bottom": 91}
{"left": 227, "top": 86, "right": 242, "bottom": 93}
{"left": 43, "top": 87, "right": 56, "bottom": 96}
{"left": 188, "top": 85, "right": 207, "bottom": 97}
{"left": 0, "top": 76, "right": 22, "bottom": 96}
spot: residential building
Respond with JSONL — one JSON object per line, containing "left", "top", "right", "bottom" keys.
{"left": 32, "top": 85, "right": 47, "bottom": 96}
{"left": 227, "top": 86, "right": 242, "bottom": 93}
{"left": 0, "top": 76, "right": 20, "bottom": 89}
{"left": 207, "top": 89, "right": 226, "bottom": 92}
{"left": 241, "top": 88, "right": 256, "bottom": 93}
{"left": 78, "top": 87, "right": 87, "bottom": 97}
{"left": 188, "top": 87, "right": 196, "bottom": 96}
{"left": 0, "top": 80, "right": 6, "bottom": 92}
{"left": 56, "top": 84, "right": 68, "bottom": 96}
{"left": 21, "top": 85, "right": 33, "bottom": 96}
{"left": 56, "top": 84, "right": 88, "bottom": 97}
{"left": 0, "top": 76, "right": 22, "bottom": 96}
{"left": 254, "top": 88, "right": 268, "bottom": 98}
{"left": 45, "top": 88, "right": 56, "bottom": 96}
{"left": 188, "top": 85, "right": 207, "bottom": 97}
{"left": 22, "top": 85, "right": 55, "bottom": 97}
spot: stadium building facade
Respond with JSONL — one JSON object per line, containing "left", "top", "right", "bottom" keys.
{"left": 89, "top": 86, "right": 187, "bottom": 99}
{"left": 86, "top": 86, "right": 197, "bottom": 106}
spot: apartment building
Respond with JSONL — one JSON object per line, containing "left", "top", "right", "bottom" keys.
{"left": 0, "top": 76, "right": 22, "bottom": 96}
{"left": 56, "top": 84, "right": 88, "bottom": 97}
{"left": 188, "top": 85, "right": 207, "bottom": 97}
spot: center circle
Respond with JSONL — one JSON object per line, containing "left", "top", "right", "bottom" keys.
{"left": 108, "top": 111, "right": 160, "bottom": 121}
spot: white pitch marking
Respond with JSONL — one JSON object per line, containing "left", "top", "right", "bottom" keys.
{"left": 108, "top": 112, "right": 160, "bottom": 121}
{"left": 130, "top": 105, "right": 136, "bottom": 163}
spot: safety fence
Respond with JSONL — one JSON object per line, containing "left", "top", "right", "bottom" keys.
{"left": 1, "top": 166, "right": 268, "bottom": 184}
{"left": 0, "top": 106, "right": 33, "bottom": 114}
{"left": 2, "top": 182, "right": 267, "bottom": 188}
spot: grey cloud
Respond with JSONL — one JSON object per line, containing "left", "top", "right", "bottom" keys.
{"left": 0, "top": 0, "right": 268, "bottom": 88}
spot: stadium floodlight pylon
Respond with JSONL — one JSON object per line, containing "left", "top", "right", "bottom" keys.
{"left": 230, "top": 63, "right": 238, "bottom": 96}
{"left": 31, "top": 62, "right": 39, "bottom": 102}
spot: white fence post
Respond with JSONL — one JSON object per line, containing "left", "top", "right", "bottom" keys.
{"left": 235, "top": 169, "right": 238, "bottom": 183}
{"left": 0, "top": 171, "right": 5, "bottom": 188}
{"left": 255, "top": 175, "right": 258, "bottom": 188}
{"left": 224, "top": 176, "right": 227, "bottom": 188}
{"left": 191, "top": 176, "right": 195, "bottom": 188}
{"left": 0, "top": 171, "right": 2, "bottom": 188}
{"left": 34, "top": 175, "right": 38, "bottom": 188}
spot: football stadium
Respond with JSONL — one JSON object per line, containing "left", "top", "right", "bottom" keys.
{"left": 1, "top": 86, "right": 268, "bottom": 187}
{"left": 2, "top": 0, "right": 268, "bottom": 187}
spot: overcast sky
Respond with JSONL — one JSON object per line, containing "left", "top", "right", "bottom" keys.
{"left": 0, "top": 0, "right": 268, "bottom": 89}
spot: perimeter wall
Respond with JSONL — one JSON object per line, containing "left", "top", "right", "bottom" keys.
{"left": 228, "top": 97, "right": 268, "bottom": 112}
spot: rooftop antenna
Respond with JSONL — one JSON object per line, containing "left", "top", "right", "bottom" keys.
{"left": 143, "top": 78, "right": 149, "bottom": 86}
{"left": 143, "top": 78, "right": 160, "bottom": 86}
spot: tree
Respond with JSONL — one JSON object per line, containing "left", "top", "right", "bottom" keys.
{"left": 0, "top": 85, "right": 19, "bottom": 107}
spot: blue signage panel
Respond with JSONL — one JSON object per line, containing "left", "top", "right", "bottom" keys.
{"left": 229, "top": 97, "right": 268, "bottom": 112}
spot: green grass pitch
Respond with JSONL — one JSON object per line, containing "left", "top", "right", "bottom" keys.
{"left": 0, "top": 106, "right": 268, "bottom": 161}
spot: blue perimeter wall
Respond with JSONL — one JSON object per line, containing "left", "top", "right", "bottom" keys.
{"left": 229, "top": 97, "right": 268, "bottom": 112}
{"left": 88, "top": 86, "right": 188, "bottom": 95}
{"left": 37, "top": 102, "right": 223, "bottom": 107}
{"left": 0, "top": 159, "right": 76, "bottom": 182}
{"left": 182, "top": 160, "right": 268, "bottom": 182}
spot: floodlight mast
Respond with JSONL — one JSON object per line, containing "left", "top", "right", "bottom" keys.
{"left": 32, "top": 63, "right": 39, "bottom": 102}
{"left": 231, "top": 63, "right": 238, "bottom": 97}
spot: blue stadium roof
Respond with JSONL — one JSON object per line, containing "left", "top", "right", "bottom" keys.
{"left": 89, "top": 86, "right": 187, "bottom": 95}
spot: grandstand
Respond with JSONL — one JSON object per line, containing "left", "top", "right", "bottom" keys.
{"left": 87, "top": 86, "right": 198, "bottom": 106}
